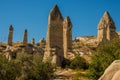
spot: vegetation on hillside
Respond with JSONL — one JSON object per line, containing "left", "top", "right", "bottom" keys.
{"left": 88, "top": 38, "right": 120, "bottom": 80}
{"left": 0, "top": 52, "right": 55, "bottom": 80}
{"left": 62, "top": 55, "right": 89, "bottom": 70}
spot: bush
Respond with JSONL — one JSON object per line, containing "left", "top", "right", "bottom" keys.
{"left": 70, "top": 55, "right": 89, "bottom": 70}
{"left": 61, "top": 58, "right": 71, "bottom": 68}
{"left": 0, "top": 52, "right": 55, "bottom": 80}
{"left": 0, "top": 55, "right": 21, "bottom": 80}
{"left": 16, "top": 52, "right": 55, "bottom": 80}
{"left": 88, "top": 38, "right": 120, "bottom": 80}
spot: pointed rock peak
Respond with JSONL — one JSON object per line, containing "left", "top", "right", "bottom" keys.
{"left": 64, "top": 16, "right": 72, "bottom": 25}
{"left": 65, "top": 16, "right": 71, "bottom": 22}
{"left": 24, "top": 29, "right": 27, "bottom": 32}
{"left": 53, "top": 4, "right": 59, "bottom": 10}
{"left": 9, "top": 25, "right": 13, "bottom": 30}
{"left": 49, "top": 5, "right": 63, "bottom": 20}
{"left": 104, "top": 11, "right": 110, "bottom": 17}
{"left": 104, "top": 11, "right": 109, "bottom": 15}
{"left": 98, "top": 11, "right": 115, "bottom": 29}
{"left": 103, "top": 11, "right": 113, "bottom": 21}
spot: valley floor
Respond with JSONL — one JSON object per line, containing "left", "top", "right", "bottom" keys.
{"left": 53, "top": 68, "right": 89, "bottom": 80}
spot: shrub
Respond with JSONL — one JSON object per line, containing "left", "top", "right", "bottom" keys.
{"left": 70, "top": 55, "right": 89, "bottom": 70}
{"left": 0, "top": 52, "right": 55, "bottom": 80}
{"left": 61, "top": 58, "right": 71, "bottom": 68}
{"left": 88, "top": 38, "right": 120, "bottom": 80}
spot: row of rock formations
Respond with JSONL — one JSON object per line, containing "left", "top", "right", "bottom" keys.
{"left": 0, "top": 5, "right": 119, "bottom": 66}
{"left": 8, "top": 25, "right": 30, "bottom": 46}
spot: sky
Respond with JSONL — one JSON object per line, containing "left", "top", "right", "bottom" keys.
{"left": 0, "top": 0, "right": 120, "bottom": 43}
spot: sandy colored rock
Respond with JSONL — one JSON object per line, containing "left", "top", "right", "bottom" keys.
{"left": 38, "top": 38, "right": 46, "bottom": 48}
{"left": 31, "top": 38, "right": 35, "bottom": 45}
{"left": 8, "top": 25, "right": 14, "bottom": 46}
{"left": 63, "top": 16, "right": 72, "bottom": 58}
{"left": 99, "top": 60, "right": 120, "bottom": 80}
{"left": 23, "top": 29, "right": 28, "bottom": 45}
{"left": 97, "top": 11, "right": 118, "bottom": 43}
{"left": 44, "top": 5, "right": 64, "bottom": 66}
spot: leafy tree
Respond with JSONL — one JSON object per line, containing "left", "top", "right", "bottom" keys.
{"left": 0, "top": 55, "right": 21, "bottom": 80}
{"left": 70, "top": 55, "right": 89, "bottom": 70}
{"left": 88, "top": 38, "right": 120, "bottom": 80}
{"left": 0, "top": 51, "right": 55, "bottom": 80}
{"left": 61, "top": 58, "right": 71, "bottom": 68}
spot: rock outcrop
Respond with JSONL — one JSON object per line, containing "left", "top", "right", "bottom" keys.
{"left": 97, "top": 11, "right": 118, "bottom": 43}
{"left": 99, "top": 60, "right": 120, "bottom": 80}
{"left": 43, "top": 5, "right": 73, "bottom": 65}
{"left": 31, "top": 38, "right": 35, "bottom": 45}
{"left": 23, "top": 29, "right": 28, "bottom": 45}
{"left": 43, "top": 5, "right": 64, "bottom": 65}
{"left": 63, "top": 16, "right": 72, "bottom": 58}
{"left": 8, "top": 25, "right": 14, "bottom": 46}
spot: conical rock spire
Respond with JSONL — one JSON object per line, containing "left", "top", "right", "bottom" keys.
{"left": 48, "top": 5, "right": 63, "bottom": 24}
{"left": 98, "top": 11, "right": 115, "bottom": 29}
{"left": 63, "top": 16, "right": 72, "bottom": 27}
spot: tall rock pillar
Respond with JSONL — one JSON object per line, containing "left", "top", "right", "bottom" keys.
{"left": 97, "top": 11, "right": 118, "bottom": 43}
{"left": 63, "top": 16, "right": 72, "bottom": 58}
{"left": 8, "top": 25, "right": 13, "bottom": 46}
{"left": 31, "top": 38, "right": 35, "bottom": 45}
{"left": 23, "top": 29, "right": 28, "bottom": 45}
{"left": 43, "top": 5, "right": 64, "bottom": 66}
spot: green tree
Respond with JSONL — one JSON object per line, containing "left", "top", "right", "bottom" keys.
{"left": 70, "top": 55, "right": 89, "bottom": 70}
{"left": 0, "top": 55, "right": 21, "bottom": 80}
{"left": 88, "top": 38, "right": 120, "bottom": 80}
{"left": 16, "top": 52, "right": 55, "bottom": 80}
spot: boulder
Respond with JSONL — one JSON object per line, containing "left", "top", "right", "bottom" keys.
{"left": 99, "top": 60, "right": 120, "bottom": 80}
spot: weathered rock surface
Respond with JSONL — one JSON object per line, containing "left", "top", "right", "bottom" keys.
{"left": 63, "top": 16, "right": 72, "bottom": 58}
{"left": 43, "top": 5, "right": 73, "bottom": 65}
{"left": 97, "top": 11, "right": 118, "bottom": 43}
{"left": 23, "top": 29, "right": 28, "bottom": 45}
{"left": 99, "top": 60, "right": 120, "bottom": 80}
{"left": 8, "top": 25, "right": 14, "bottom": 46}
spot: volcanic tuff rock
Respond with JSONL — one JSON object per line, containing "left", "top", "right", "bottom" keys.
{"left": 97, "top": 11, "right": 118, "bottom": 43}
{"left": 43, "top": 5, "right": 73, "bottom": 65}
{"left": 8, "top": 25, "right": 13, "bottom": 46}
{"left": 23, "top": 29, "right": 28, "bottom": 45}
{"left": 99, "top": 60, "right": 120, "bottom": 80}
{"left": 63, "top": 16, "right": 72, "bottom": 58}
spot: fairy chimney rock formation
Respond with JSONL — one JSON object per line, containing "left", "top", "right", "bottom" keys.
{"left": 23, "top": 29, "right": 28, "bottom": 45}
{"left": 8, "top": 25, "right": 14, "bottom": 46}
{"left": 97, "top": 11, "right": 118, "bottom": 43}
{"left": 31, "top": 38, "right": 35, "bottom": 45}
{"left": 39, "top": 38, "right": 46, "bottom": 48}
{"left": 43, "top": 5, "right": 65, "bottom": 66}
{"left": 63, "top": 16, "right": 72, "bottom": 58}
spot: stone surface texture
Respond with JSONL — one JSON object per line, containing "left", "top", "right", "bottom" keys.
{"left": 99, "top": 60, "right": 120, "bottom": 80}
{"left": 43, "top": 5, "right": 73, "bottom": 65}
{"left": 8, "top": 25, "right": 13, "bottom": 46}
{"left": 63, "top": 16, "right": 72, "bottom": 58}
{"left": 23, "top": 29, "right": 28, "bottom": 45}
{"left": 97, "top": 11, "right": 118, "bottom": 43}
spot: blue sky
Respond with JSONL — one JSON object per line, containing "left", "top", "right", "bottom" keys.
{"left": 0, "top": 0, "right": 120, "bottom": 43}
